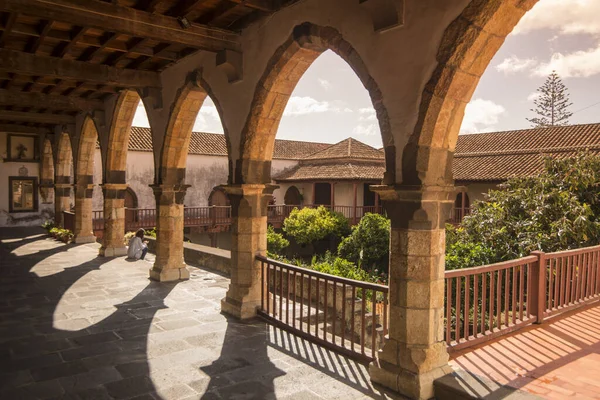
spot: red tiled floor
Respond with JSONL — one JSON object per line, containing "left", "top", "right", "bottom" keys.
{"left": 450, "top": 303, "right": 600, "bottom": 399}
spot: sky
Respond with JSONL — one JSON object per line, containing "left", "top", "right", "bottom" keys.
{"left": 132, "top": 0, "right": 600, "bottom": 148}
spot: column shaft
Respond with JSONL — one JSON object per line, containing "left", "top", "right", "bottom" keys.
{"left": 221, "top": 184, "right": 276, "bottom": 319}
{"left": 73, "top": 184, "right": 96, "bottom": 244}
{"left": 369, "top": 185, "right": 454, "bottom": 400}
{"left": 149, "top": 184, "right": 190, "bottom": 282}
{"left": 99, "top": 183, "right": 128, "bottom": 257}
{"left": 54, "top": 183, "right": 72, "bottom": 228}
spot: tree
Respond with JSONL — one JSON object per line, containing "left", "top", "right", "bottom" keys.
{"left": 282, "top": 206, "right": 349, "bottom": 245}
{"left": 527, "top": 70, "right": 573, "bottom": 128}
{"left": 338, "top": 213, "right": 390, "bottom": 272}
{"left": 446, "top": 152, "right": 600, "bottom": 269}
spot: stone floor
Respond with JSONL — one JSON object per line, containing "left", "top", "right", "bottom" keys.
{"left": 450, "top": 303, "right": 600, "bottom": 399}
{"left": 0, "top": 228, "right": 401, "bottom": 400}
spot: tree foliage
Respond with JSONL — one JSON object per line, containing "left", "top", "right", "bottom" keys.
{"left": 447, "top": 153, "right": 600, "bottom": 269}
{"left": 267, "top": 225, "right": 289, "bottom": 255}
{"left": 282, "top": 206, "right": 350, "bottom": 245}
{"left": 527, "top": 70, "right": 573, "bottom": 128}
{"left": 338, "top": 213, "right": 390, "bottom": 272}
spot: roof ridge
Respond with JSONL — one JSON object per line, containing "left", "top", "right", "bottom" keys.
{"left": 455, "top": 145, "right": 600, "bottom": 158}
{"left": 458, "top": 122, "right": 600, "bottom": 137}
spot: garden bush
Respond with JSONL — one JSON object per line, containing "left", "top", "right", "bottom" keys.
{"left": 338, "top": 213, "right": 390, "bottom": 273}
{"left": 283, "top": 206, "right": 350, "bottom": 245}
{"left": 448, "top": 153, "right": 600, "bottom": 268}
{"left": 48, "top": 227, "right": 74, "bottom": 243}
{"left": 267, "top": 225, "right": 289, "bottom": 255}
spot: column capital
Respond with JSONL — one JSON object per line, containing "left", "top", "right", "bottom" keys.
{"left": 101, "top": 183, "right": 128, "bottom": 191}
{"left": 102, "top": 183, "right": 128, "bottom": 199}
{"left": 150, "top": 184, "right": 190, "bottom": 206}
{"left": 370, "top": 184, "right": 456, "bottom": 202}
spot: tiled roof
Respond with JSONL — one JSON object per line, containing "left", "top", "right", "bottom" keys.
{"left": 273, "top": 162, "right": 385, "bottom": 182}
{"left": 127, "top": 127, "right": 330, "bottom": 160}
{"left": 306, "top": 138, "right": 384, "bottom": 160}
{"left": 454, "top": 123, "right": 600, "bottom": 181}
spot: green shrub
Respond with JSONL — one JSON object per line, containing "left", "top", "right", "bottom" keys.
{"left": 447, "top": 152, "right": 600, "bottom": 268}
{"left": 267, "top": 225, "right": 289, "bottom": 255}
{"left": 311, "top": 254, "right": 375, "bottom": 283}
{"left": 338, "top": 213, "right": 390, "bottom": 273}
{"left": 48, "top": 227, "right": 73, "bottom": 243}
{"left": 283, "top": 206, "right": 350, "bottom": 245}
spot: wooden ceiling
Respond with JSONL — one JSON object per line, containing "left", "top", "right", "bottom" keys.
{"left": 0, "top": 0, "right": 290, "bottom": 133}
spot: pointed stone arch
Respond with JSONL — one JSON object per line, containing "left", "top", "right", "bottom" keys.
{"left": 402, "top": 0, "right": 538, "bottom": 186}
{"left": 54, "top": 132, "right": 73, "bottom": 227}
{"left": 73, "top": 116, "right": 100, "bottom": 243}
{"left": 237, "top": 22, "right": 393, "bottom": 185}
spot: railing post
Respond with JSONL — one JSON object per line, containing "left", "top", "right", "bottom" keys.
{"left": 211, "top": 205, "right": 217, "bottom": 227}
{"left": 530, "top": 251, "right": 546, "bottom": 324}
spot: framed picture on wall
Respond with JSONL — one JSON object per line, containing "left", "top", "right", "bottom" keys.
{"left": 9, "top": 177, "right": 38, "bottom": 213}
{"left": 7, "top": 134, "right": 39, "bottom": 161}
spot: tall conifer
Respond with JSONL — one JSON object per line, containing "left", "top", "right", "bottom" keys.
{"left": 527, "top": 71, "right": 573, "bottom": 128}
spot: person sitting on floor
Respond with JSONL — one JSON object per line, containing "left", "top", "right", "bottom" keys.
{"left": 127, "top": 228, "right": 148, "bottom": 260}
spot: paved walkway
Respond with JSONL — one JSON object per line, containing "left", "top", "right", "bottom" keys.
{"left": 450, "top": 303, "right": 600, "bottom": 399}
{"left": 0, "top": 228, "right": 400, "bottom": 400}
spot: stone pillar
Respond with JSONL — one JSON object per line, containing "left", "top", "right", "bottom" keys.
{"left": 39, "top": 180, "right": 55, "bottom": 204}
{"left": 73, "top": 184, "right": 96, "bottom": 244}
{"left": 369, "top": 184, "right": 454, "bottom": 400}
{"left": 149, "top": 184, "right": 190, "bottom": 282}
{"left": 54, "top": 183, "right": 72, "bottom": 227}
{"left": 221, "top": 184, "right": 277, "bottom": 319}
{"left": 99, "top": 183, "right": 128, "bottom": 257}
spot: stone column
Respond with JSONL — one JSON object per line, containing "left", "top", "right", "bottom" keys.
{"left": 39, "top": 180, "right": 55, "bottom": 205}
{"left": 221, "top": 184, "right": 277, "bottom": 319}
{"left": 149, "top": 184, "right": 190, "bottom": 282}
{"left": 73, "top": 184, "right": 96, "bottom": 244}
{"left": 99, "top": 183, "right": 128, "bottom": 257}
{"left": 54, "top": 183, "right": 72, "bottom": 227}
{"left": 369, "top": 184, "right": 454, "bottom": 400}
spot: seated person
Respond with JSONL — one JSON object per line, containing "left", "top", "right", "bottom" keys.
{"left": 127, "top": 228, "right": 148, "bottom": 260}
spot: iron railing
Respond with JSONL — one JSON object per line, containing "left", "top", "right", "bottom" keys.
{"left": 257, "top": 255, "right": 388, "bottom": 363}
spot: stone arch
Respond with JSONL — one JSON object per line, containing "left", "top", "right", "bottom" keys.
{"left": 104, "top": 90, "right": 140, "bottom": 184}
{"left": 76, "top": 116, "right": 100, "bottom": 185}
{"left": 402, "top": 0, "right": 538, "bottom": 186}
{"left": 55, "top": 132, "right": 73, "bottom": 184}
{"left": 40, "top": 138, "right": 55, "bottom": 204}
{"left": 237, "top": 22, "right": 393, "bottom": 184}
{"left": 158, "top": 83, "right": 207, "bottom": 186}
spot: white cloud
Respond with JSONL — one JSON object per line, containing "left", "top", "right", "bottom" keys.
{"left": 353, "top": 123, "right": 379, "bottom": 137}
{"left": 318, "top": 78, "right": 332, "bottom": 90}
{"left": 353, "top": 107, "right": 379, "bottom": 137}
{"left": 513, "top": 0, "right": 600, "bottom": 36}
{"left": 132, "top": 103, "right": 149, "bottom": 128}
{"left": 283, "top": 96, "right": 332, "bottom": 116}
{"left": 193, "top": 103, "right": 223, "bottom": 133}
{"left": 533, "top": 45, "right": 600, "bottom": 78}
{"left": 460, "top": 98, "right": 506, "bottom": 134}
{"left": 495, "top": 55, "right": 538, "bottom": 74}
{"left": 358, "top": 107, "right": 377, "bottom": 121}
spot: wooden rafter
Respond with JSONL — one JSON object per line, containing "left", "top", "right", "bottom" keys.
{"left": 0, "top": 123, "right": 52, "bottom": 134}
{"left": 27, "top": 19, "right": 53, "bottom": 54}
{"left": 0, "top": 110, "right": 75, "bottom": 124}
{"left": 0, "top": 12, "right": 17, "bottom": 47}
{"left": 0, "top": 49, "right": 161, "bottom": 88}
{"left": 51, "top": 26, "right": 88, "bottom": 58}
{"left": 0, "top": 0, "right": 241, "bottom": 52}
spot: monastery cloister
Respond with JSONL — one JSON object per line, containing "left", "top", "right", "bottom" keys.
{"left": 0, "top": 1, "right": 556, "bottom": 399}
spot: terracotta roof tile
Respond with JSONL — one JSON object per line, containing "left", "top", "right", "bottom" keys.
{"left": 128, "top": 127, "right": 330, "bottom": 160}
{"left": 453, "top": 123, "right": 600, "bottom": 181}
{"left": 306, "top": 138, "right": 384, "bottom": 160}
{"left": 273, "top": 162, "right": 385, "bottom": 182}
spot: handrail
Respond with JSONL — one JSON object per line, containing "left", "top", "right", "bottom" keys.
{"left": 445, "top": 255, "right": 538, "bottom": 278}
{"left": 256, "top": 255, "right": 388, "bottom": 291}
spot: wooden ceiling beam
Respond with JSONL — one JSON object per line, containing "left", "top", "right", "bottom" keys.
{"left": 0, "top": 12, "right": 17, "bottom": 47}
{"left": 0, "top": 123, "right": 52, "bottom": 134}
{"left": 165, "top": 0, "right": 207, "bottom": 18}
{"left": 52, "top": 26, "right": 87, "bottom": 58}
{"left": 0, "top": 110, "right": 75, "bottom": 124}
{"left": 1, "top": 0, "right": 241, "bottom": 53}
{"left": 0, "top": 49, "right": 161, "bottom": 88}
{"left": 0, "top": 89, "right": 103, "bottom": 111}
{"left": 27, "top": 20, "right": 53, "bottom": 54}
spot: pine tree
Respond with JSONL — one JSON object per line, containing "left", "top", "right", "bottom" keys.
{"left": 527, "top": 71, "right": 573, "bottom": 128}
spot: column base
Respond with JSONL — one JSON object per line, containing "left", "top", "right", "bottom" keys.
{"left": 220, "top": 296, "right": 259, "bottom": 320}
{"left": 74, "top": 235, "right": 96, "bottom": 244}
{"left": 149, "top": 266, "right": 190, "bottom": 282}
{"left": 99, "top": 246, "right": 127, "bottom": 257}
{"left": 369, "top": 359, "right": 452, "bottom": 400}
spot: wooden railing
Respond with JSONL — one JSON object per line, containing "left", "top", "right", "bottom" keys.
{"left": 257, "top": 255, "right": 388, "bottom": 363}
{"left": 91, "top": 204, "right": 385, "bottom": 232}
{"left": 444, "top": 256, "right": 538, "bottom": 350}
{"left": 543, "top": 246, "right": 600, "bottom": 319}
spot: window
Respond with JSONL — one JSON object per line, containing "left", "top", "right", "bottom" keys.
{"left": 9, "top": 177, "right": 38, "bottom": 213}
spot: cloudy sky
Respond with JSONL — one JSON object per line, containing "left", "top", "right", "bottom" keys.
{"left": 133, "top": 0, "right": 600, "bottom": 148}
